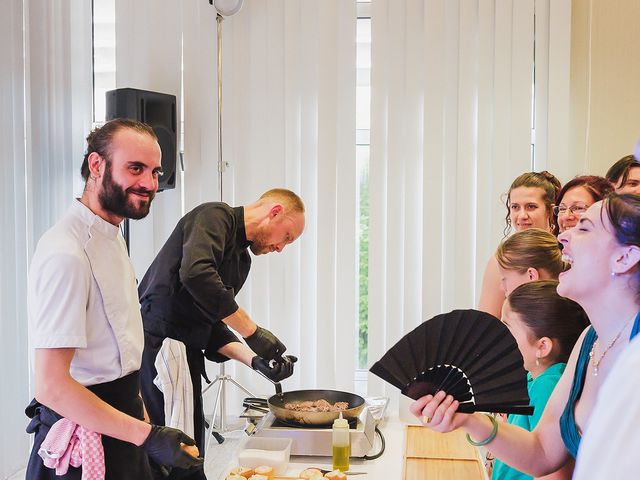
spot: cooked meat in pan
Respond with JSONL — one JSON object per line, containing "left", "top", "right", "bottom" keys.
{"left": 284, "top": 399, "right": 349, "bottom": 412}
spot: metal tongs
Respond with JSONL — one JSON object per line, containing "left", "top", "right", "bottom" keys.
{"left": 242, "top": 397, "right": 269, "bottom": 414}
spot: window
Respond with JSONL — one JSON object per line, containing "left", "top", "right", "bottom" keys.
{"left": 356, "top": 1, "right": 371, "bottom": 374}
{"left": 92, "top": 0, "right": 116, "bottom": 124}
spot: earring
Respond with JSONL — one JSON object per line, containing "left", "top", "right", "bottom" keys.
{"left": 535, "top": 356, "right": 540, "bottom": 367}
{"left": 611, "top": 271, "right": 617, "bottom": 277}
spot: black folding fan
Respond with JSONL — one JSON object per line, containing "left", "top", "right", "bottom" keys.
{"left": 370, "top": 309, "right": 534, "bottom": 415}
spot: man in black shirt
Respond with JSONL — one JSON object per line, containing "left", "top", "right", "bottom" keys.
{"left": 138, "top": 188, "right": 304, "bottom": 479}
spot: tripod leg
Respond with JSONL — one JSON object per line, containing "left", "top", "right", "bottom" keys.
{"left": 201, "top": 376, "right": 221, "bottom": 395}
{"left": 227, "top": 377, "right": 255, "bottom": 397}
{"left": 205, "top": 380, "right": 224, "bottom": 454}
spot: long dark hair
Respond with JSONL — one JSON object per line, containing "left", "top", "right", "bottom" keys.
{"left": 507, "top": 280, "right": 589, "bottom": 364}
{"left": 504, "top": 171, "right": 561, "bottom": 236}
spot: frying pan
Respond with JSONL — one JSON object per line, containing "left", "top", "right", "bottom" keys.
{"left": 252, "top": 362, "right": 366, "bottom": 426}
{"left": 267, "top": 389, "right": 365, "bottom": 426}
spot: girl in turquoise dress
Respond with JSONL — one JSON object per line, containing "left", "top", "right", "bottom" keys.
{"left": 410, "top": 193, "right": 640, "bottom": 478}
{"left": 492, "top": 281, "right": 588, "bottom": 480}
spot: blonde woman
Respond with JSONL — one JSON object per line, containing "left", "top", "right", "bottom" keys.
{"left": 495, "top": 228, "right": 566, "bottom": 296}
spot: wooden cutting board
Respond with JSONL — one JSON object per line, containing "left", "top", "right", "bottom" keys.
{"left": 403, "top": 425, "right": 486, "bottom": 480}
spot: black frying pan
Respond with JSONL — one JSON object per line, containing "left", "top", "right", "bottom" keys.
{"left": 252, "top": 362, "right": 366, "bottom": 426}
{"left": 267, "top": 389, "right": 365, "bottom": 426}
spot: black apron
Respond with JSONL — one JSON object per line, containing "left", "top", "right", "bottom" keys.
{"left": 25, "top": 371, "right": 153, "bottom": 480}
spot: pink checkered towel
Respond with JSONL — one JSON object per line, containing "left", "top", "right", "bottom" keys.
{"left": 38, "top": 418, "right": 105, "bottom": 479}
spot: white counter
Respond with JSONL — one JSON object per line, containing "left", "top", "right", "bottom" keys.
{"left": 206, "top": 415, "right": 405, "bottom": 479}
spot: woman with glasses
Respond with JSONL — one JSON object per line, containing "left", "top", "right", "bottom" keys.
{"left": 478, "top": 171, "right": 561, "bottom": 319}
{"left": 553, "top": 176, "right": 613, "bottom": 234}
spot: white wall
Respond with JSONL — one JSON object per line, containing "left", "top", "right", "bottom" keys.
{"left": 570, "top": 0, "right": 640, "bottom": 175}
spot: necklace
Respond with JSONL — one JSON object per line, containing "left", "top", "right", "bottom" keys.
{"left": 589, "top": 317, "right": 633, "bottom": 376}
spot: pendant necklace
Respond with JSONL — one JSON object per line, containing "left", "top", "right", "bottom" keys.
{"left": 589, "top": 316, "right": 634, "bottom": 376}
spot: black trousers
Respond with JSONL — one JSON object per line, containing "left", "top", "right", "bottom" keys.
{"left": 141, "top": 331, "right": 208, "bottom": 480}
{"left": 25, "top": 371, "right": 153, "bottom": 480}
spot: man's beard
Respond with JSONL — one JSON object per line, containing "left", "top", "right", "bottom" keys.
{"left": 249, "top": 227, "right": 271, "bottom": 255}
{"left": 98, "top": 163, "right": 155, "bottom": 220}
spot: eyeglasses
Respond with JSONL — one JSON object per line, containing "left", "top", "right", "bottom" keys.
{"left": 553, "top": 203, "right": 590, "bottom": 216}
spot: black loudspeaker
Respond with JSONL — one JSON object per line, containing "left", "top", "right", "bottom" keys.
{"left": 105, "top": 88, "right": 177, "bottom": 191}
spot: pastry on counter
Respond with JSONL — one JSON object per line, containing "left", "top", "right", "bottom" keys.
{"left": 299, "top": 468, "right": 324, "bottom": 479}
{"left": 253, "top": 465, "right": 274, "bottom": 478}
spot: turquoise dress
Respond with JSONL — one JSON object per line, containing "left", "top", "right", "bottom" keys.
{"left": 559, "top": 312, "right": 640, "bottom": 458}
{"left": 492, "top": 363, "right": 566, "bottom": 480}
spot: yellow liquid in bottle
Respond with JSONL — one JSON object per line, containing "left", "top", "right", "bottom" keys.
{"left": 332, "top": 444, "right": 350, "bottom": 472}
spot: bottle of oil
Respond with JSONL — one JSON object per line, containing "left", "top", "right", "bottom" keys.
{"left": 332, "top": 412, "right": 350, "bottom": 472}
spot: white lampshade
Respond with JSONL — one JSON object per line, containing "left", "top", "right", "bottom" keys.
{"left": 214, "top": 0, "right": 243, "bottom": 17}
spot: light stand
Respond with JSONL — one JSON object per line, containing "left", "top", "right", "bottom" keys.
{"left": 203, "top": 1, "right": 253, "bottom": 454}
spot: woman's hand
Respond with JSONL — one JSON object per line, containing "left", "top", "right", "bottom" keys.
{"left": 409, "top": 391, "right": 470, "bottom": 432}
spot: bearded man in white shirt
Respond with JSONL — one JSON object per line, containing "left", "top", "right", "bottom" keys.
{"left": 25, "top": 119, "right": 203, "bottom": 479}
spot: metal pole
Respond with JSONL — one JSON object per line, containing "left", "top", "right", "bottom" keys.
{"left": 204, "top": 12, "right": 255, "bottom": 446}
{"left": 217, "top": 13, "right": 224, "bottom": 202}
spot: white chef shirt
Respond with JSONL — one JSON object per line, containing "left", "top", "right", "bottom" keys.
{"left": 28, "top": 200, "right": 144, "bottom": 386}
{"left": 573, "top": 334, "right": 640, "bottom": 479}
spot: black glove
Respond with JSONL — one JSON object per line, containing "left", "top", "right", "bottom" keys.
{"left": 251, "top": 355, "right": 298, "bottom": 382}
{"left": 244, "top": 326, "right": 286, "bottom": 361}
{"left": 141, "top": 425, "right": 204, "bottom": 470}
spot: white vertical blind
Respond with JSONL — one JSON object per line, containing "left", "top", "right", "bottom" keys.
{"left": 209, "top": 0, "right": 358, "bottom": 403}
{"left": 1, "top": 2, "right": 30, "bottom": 475}
{"left": 1, "top": 1, "right": 92, "bottom": 477}
{"left": 367, "top": 0, "right": 573, "bottom": 402}
{"left": 28, "top": 0, "right": 92, "bottom": 240}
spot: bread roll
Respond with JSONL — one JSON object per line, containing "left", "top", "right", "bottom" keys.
{"left": 247, "top": 475, "right": 268, "bottom": 480}
{"left": 225, "top": 475, "right": 244, "bottom": 480}
{"left": 299, "top": 468, "right": 324, "bottom": 479}
{"left": 179, "top": 443, "right": 200, "bottom": 458}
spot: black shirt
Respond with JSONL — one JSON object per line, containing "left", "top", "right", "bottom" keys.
{"left": 139, "top": 203, "right": 251, "bottom": 356}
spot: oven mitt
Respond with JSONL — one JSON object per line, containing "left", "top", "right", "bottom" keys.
{"left": 244, "top": 326, "right": 286, "bottom": 361}
{"left": 252, "top": 355, "right": 298, "bottom": 382}
{"left": 142, "top": 425, "right": 204, "bottom": 469}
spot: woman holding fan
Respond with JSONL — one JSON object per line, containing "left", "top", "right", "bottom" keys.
{"left": 410, "top": 193, "right": 640, "bottom": 478}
